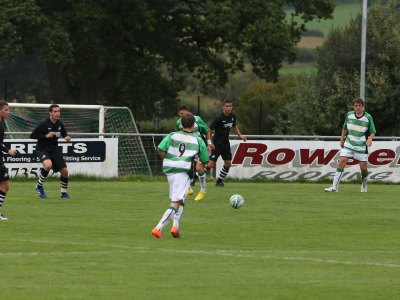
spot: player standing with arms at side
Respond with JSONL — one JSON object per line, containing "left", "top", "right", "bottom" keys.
{"left": 0, "top": 101, "right": 18, "bottom": 220}
{"left": 208, "top": 99, "right": 246, "bottom": 187}
{"left": 325, "top": 97, "right": 376, "bottom": 192}
{"left": 30, "top": 104, "right": 72, "bottom": 199}
{"left": 152, "top": 112, "right": 209, "bottom": 238}
{"left": 175, "top": 105, "right": 212, "bottom": 201}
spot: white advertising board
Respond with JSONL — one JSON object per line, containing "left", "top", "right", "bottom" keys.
{"left": 216, "top": 140, "right": 400, "bottom": 182}
{"left": 3, "top": 138, "right": 118, "bottom": 178}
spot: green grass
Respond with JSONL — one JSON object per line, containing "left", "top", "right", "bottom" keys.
{"left": 282, "top": 1, "right": 361, "bottom": 75}
{"left": 1, "top": 180, "right": 400, "bottom": 299}
{"left": 305, "top": 2, "right": 361, "bottom": 36}
{"left": 289, "top": 1, "right": 361, "bottom": 37}
{"left": 280, "top": 63, "right": 317, "bottom": 75}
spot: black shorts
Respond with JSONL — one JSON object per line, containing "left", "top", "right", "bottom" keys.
{"left": 0, "top": 164, "right": 10, "bottom": 182}
{"left": 210, "top": 142, "right": 232, "bottom": 162}
{"left": 36, "top": 151, "right": 67, "bottom": 173}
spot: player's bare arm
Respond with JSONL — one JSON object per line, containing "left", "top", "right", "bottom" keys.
{"left": 7, "top": 149, "right": 17, "bottom": 156}
{"left": 234, "top": 126, "right": 247, "bottom": 142}
{"left": 340, "top": 129, "right": 347, "bottom": 148}
{"left": 157, "top": 148, "right": 166, "bottom": 159}
{"left": 46, "top": 132, "right": 57, "bottom": 138}
{"left": 206, "top": 131, "right": 213, "bottom": 153}
{"left": 366, "top": 133, "right": 375, "bottom": 147}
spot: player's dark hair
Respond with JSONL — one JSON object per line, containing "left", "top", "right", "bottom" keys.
{"left": 352, "top": 97, "right": 364, "bottom": 106}
{"left": 178, "top": 105, "right": 189, "bottom": 112}
{"left": 181, "top": 112, "right": 195, "bottom": 129}
{"left": 223, "top": 99, "right": 232, "bottom": 105}
{"left": 0, "top": 100, "right": 9, "bottom": 110}
{"left": 49, "top": 104, "right": 60, "bottom": 112}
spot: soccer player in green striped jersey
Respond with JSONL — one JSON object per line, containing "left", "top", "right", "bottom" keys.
{"left": 152, "top": 112, "right": 209, "bottom": 238}
{"left": 325, "top": 98, "right": 376, "bottom": 193}
{"left": 175, "top": 105, "right": 213, "bottom": 201}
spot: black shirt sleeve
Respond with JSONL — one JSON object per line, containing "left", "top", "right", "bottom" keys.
{"left": 30, "top": 120, "right": 48, "bottom": 140}
{"left": 0, "top": 121, "right": 9, "bottom": 154}
{"left": 209, "top": 114, "right": 220, "bottom": 130}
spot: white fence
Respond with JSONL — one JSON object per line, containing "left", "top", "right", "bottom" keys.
{"left": 4, "top": 133, "right": 400, "bottom": 181}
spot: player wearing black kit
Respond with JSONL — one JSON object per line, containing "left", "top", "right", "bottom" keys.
{"left": 0, "top": 101, "right": 18, "bottom": 220}
{"left": 30, "top": 104, "right": 71, "bottom": 199}
{"left": 208, "top": 99, "right": 246, "bottom": 187}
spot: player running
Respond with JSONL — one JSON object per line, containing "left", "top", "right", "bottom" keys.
{"left": 152, "top": 112, "right": 209, "bottom": 238}
{"left": 30, "top": 104, "right": 72, "bottom": 199}
{"left": 0, "top": 101, "right": 19, "bottom": 220}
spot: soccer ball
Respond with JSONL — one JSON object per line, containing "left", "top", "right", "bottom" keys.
{"left": 229, "top": 194, "right": 244, "bottom": 209}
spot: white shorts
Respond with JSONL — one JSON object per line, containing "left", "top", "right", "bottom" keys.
{"left": 340, "top": 148, "right": 368, "bottom": 162}
{"left": 166, "top": 173, "right": 190, "bottom": 202}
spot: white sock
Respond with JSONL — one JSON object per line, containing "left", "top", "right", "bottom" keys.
{"left": 156, "top": 207, "right": 176, "bottom": 231}
{"left": 173, "top": 205, "right": 184, "bottom": 229}
{"left": 197, "top": 172, "right": 206, "bottom": 192}
{"left": 333, "top": 169, "right": 344, "bottom": 189}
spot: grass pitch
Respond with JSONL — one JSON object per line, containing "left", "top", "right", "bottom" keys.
{"left": 1, "top": 180, "right": 400, "bottom": 299}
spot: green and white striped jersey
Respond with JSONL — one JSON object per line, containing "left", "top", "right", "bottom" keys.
{"left": 158, "top": 130, "right": 209, "bottom": 174}
{"left": 343, "top": 111, "right": 376, "bottom": 154}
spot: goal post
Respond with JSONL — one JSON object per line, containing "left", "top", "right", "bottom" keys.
{"left": 6, "top": 103, "right": 152, "bottom": 176}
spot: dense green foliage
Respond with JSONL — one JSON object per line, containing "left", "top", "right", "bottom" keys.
{"left": 239, "top": 0, "right": 400, "bottom": 136}
{"left": 237, "top": 76, "right": 296, "bottom": 135}
{"left": 2, "top": 180, "right": 400, "bottom": 299}
{"left": 0, "top": 0, "right": 335, "bottom": 117}
{"left": 295, "top": 0, "right": 361, "bottom": 37}
{"left": 315, "top": 0, "right": 400, "bottom": 135}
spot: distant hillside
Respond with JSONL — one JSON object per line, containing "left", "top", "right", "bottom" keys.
{"left": 302, "top": 1, "right": 361, "bottom": 37}
{"left": 282, "top": 0, "right": 361, "bottom": 74}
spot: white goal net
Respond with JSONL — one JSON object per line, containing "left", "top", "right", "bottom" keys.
{"left": 6, "top": 103, "right": 152, "bottom": 176}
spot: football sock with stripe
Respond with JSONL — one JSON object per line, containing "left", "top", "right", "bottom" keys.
{"left": 173, "top": 204, "right": 185, "bottom": 229}
{"left": 37, "top": 168, "right": 49, "bottom": 187}
{"left": 197, "top": 171, "right": 206, "bottom": 192}
{"left": 218, "top": 166, "right": 230, "bottom": 181}
{"left": 333, "top": 168, "right": 344, "bottom": 189}
{"left": 0, "top": 190, "right": 6, "bottom": 208}
{"left": 361, "top": 171, "right": 368, "bottom": 182}
{"left": 156, "top": 206, "right": 177, "bottom": 231}
{"left": 60, "top": 176, "right": 69, "bottom": 193}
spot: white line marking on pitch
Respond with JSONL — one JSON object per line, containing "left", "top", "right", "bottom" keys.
{"left": 8, "top": 238, "right": 400, "bottom": 268}
{"left": 0, "top": 251, "right": 111, "bottom": 257}
{"left": 154, "top": 249, "right": 400, "bottom": 268}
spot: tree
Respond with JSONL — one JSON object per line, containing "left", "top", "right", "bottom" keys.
{"left": 0, "top": 0, "right": 336, "bottom": 120}
{"left": 0, "top": 55, "right": 50, "bottom": 102}
{"left": 274, "top": 73, "right": 327, "bottom": 135}
{"left": 316, "top": 0, "right": 400, "bottom": 135}
{"left": 237, "top": 76, "right": 297, "bottom": 134}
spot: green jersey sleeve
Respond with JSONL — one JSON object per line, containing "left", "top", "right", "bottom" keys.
{"left": 175, "top": 119, "right": 182, "bottom": 131}
{"left": 158, "top": 133, "right": 172, "bottom": 152}
{"left": 197, "top": 137, "right": 209, "bottom": 163}
{"left": 367, "top": 113, "right": 376, "bottom": 134}
{"left": 195, "top": 116, "right": 209, "bottom": 135}
{"left": 343, "top": 111, "right": 353, "bottom": 130}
